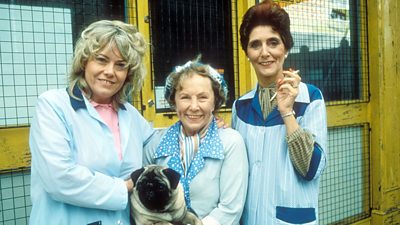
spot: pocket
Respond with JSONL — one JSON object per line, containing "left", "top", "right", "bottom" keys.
{"left": 276, "top": 206, "right": 316, "bottom": 224}
{"left": 87, "top": 221, "right": 102, "bottom": 225}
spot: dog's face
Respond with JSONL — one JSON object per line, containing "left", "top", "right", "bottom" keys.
{"left": 130, "top": 165, "right": 180, "bottom": 211}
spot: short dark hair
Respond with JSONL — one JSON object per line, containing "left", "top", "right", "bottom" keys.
{"left": 239, "top": 0, "right": 294, "bottom": 52}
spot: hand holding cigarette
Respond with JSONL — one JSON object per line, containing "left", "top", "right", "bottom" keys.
{"left": 271, "top": 69, "right": 300, "bottom": 102}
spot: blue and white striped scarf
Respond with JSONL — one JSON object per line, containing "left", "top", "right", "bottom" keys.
{"left": 178, "top": 123, "right": 208, "bottom": 176}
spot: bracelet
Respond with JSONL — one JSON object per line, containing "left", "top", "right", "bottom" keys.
{"left": 281, "top": 110, "right": 296, "bottom": 118}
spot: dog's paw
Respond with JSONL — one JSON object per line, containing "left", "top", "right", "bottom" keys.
{"left": 182, "top": 212, "right": 203, "bottom": 225}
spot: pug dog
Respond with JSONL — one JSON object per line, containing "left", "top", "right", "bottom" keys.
{"left": 130, "top": 165, "right": 203, "bottom": 225}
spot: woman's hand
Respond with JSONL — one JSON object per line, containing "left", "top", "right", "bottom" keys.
{"left": 215, "top": 115, "right": 230, "bottom": 128}
{"left": 125, "top": 179, "right": 134, "bottom": 193}
{"left": 276, "top": 69, "right": 301, "bottom": 114}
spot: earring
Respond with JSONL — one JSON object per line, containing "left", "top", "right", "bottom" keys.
{"left": 247, "top": 57, "right": 250, "bottom": 61}
{"left": 284, "top": 54, "right": 288, "bottom": 58}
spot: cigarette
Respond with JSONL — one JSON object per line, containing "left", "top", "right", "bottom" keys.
{"left": 285, "top": 70, "right": 300, "bottom": 77}
{"left": 270, "top": 92, "right": 277, "bottom": 102}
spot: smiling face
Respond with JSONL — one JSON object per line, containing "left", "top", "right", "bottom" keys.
{"left": 174, "top": 73, "right": 215, "bottom": 136}
{"left": 246, "top": 25, "right": 288, "bottom": 87}
{"left": 84, "top": 45, "right": 128, "bottom": 103}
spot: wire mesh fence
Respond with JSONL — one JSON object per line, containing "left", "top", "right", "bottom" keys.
{"left": 0, "top": 168, "right": 31, "bottom": 225}
{"left": 319, "top": 124, "right": 370, "bottom": 224}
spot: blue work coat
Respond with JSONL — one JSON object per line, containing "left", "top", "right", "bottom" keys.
{"left": 232, "top": 82, "right": 327, "bottom": 225}
{"left": 29, "top": 87, "right": 154, "bottom": 225}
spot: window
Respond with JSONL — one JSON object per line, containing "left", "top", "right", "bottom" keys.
{"left": 148, "top": 0, "right": 235, "bottom": 111}
{"left": 0, "top": 0, "right": 124, "bottom": 127}
{"left": 283, "top": 0, "right": 368, "bottom": 102}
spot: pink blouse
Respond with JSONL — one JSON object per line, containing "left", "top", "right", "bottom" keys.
{"left": 90, "top": 101, "right": 122, "bottom": 160}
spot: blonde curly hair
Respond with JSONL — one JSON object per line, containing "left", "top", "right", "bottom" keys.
{"left": 68, "top": 20, "right": 147, "bottom": 105}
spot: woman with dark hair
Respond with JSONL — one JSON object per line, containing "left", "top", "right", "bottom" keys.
{"left": 232, "top": 0, "right": 328, "bottom": 224}
{"left": 144, "top": 57, "right": 248, "bottom": 225}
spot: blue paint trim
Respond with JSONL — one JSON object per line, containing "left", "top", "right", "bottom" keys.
{"left": 276, "top": 206, "right": 316, "bottom": 223}
{"left": 305, "top": 143, "right": 322, "bottom": 181}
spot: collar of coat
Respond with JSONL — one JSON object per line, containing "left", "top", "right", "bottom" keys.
{"left": 67, "top": 84, "right": 126, "bottom": 111}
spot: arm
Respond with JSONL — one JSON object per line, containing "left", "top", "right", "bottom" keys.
{"left": 277, "top": 70, "right": 327, "bottom": 180}
{"left": 285, "top": 128, "right": 314, "bottom": 178}
{"left": 293, "top": 96, "right": 328, "bottom": 180}
{"left": 29, "top": 94, "right": 127, "bottom": 210}
{"left": 282, "top": 93, "right": 327, "bottom": 180}
{"left": 203, "top": 129, "right": 249, "bottom": 225}
{"left": 143, "top": 128, "right": 166, "bottom": 165}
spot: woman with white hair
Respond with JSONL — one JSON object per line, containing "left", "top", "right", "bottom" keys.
{"left": 143, "top": 57, "right": 248, "bottom": 225}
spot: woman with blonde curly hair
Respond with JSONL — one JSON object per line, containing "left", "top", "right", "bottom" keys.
{"left": 29, "top": 20, "right": 154, "bottom": 225}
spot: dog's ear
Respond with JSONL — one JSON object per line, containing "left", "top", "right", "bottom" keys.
{"left": 130, "top": 167, "right": 145, "bottom": 185}
{"left": 162, "top": 168, "right": 181, "bottom": 189}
